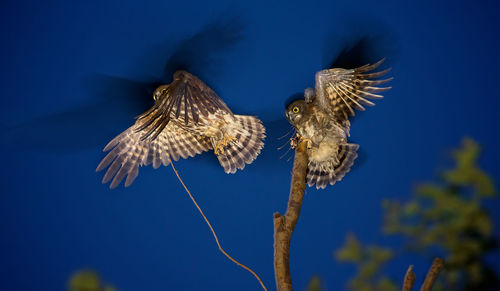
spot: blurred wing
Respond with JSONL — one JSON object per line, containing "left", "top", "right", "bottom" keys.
{"left": 96, "top": 121, "right": 212, "bottom": 189}
{"left": 314, "top": 59, "right": 392, "bottom": 124}
{"left": 135, "top": 71, "right": 232, "bottom": 140}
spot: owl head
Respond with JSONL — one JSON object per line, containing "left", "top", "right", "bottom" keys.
{"left": 285, "top": 100, "right": 308, "bottom": 126}
{"left": 153, "top": 85, "right": 169, "bottom": 101}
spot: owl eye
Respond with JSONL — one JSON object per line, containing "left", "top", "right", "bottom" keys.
{"left": 154, "top": 88, "right": 167, "bottom": 101}
{"left": 292, "top": 106, "right": 299, "bottom": 113}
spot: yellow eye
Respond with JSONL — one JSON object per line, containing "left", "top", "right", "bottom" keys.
{"left": 292, "top": 106, "right": 299, "bottom": 113}
{"left": 154, "top": 88, "right": 167, "bottom": 101}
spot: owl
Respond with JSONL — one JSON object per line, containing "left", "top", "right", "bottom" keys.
{"left": 96, "top": 71, "right": 265, "bottom": 188}
{"left": 285, "top": 59, "right": 392, "bottom": 189}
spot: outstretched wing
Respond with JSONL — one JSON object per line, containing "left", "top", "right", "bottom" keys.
{"left": 135, "top": 70, "right": 232, "bottom": 140}
{"left": 314, "top": 59, "right": 392, "bottom": 125}
{"left": 96, "top": 121, "right": 212, "bottom": 189}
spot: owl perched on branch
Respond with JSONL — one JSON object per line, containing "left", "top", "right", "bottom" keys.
{"left": 285, "top": 59, "right": 392, "bottom": 189}
{"left": 97, "top": 71, "right": 265, "bottom": 188}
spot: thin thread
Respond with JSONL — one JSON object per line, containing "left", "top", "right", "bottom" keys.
{"left": 170, "top": 162, "right": 268, "bottom": 291}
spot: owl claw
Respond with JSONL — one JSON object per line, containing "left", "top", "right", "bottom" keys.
{"left": 290, "top": 135, "right": 312, "bottom": 149}
{"left": 214, "top": 135, "right": 236, "bottom": 155}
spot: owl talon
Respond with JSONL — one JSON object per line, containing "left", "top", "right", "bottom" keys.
{"left": 214, "top": 135, "right": 236, "bottom": 155}
{"left": 214, "top": 144, "right": 225, "bottom": 155}
{"left": 290, "top": 135, "right": 312, "bottom": 149}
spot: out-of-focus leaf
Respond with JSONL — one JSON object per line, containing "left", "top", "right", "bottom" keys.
{"left": 443, "top": 138, "right": 495, "bottom": 197}
{"left": 307, "top": 275, "right": 323, "bottom": 291}
{"left": 335, "top": 233, "right": 363, "bottom": 263}
{"left": 68, "top": 270, "right": 101, "bottom": 291}
{"left": 68, "top": 269, "right": 117, "bottom": 291}
{"left": 335, "top": 234, "right": 396, "bottom": 290}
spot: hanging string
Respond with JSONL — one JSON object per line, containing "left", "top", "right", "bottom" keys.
{"left": 170, "top": 162, "right": 268, "bottom": 291}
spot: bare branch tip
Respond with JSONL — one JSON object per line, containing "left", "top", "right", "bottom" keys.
{"left": 403, "top": 264, "right": 416, "bottom": 291}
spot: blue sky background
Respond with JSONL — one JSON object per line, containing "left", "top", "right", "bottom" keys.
{"left": 1, "top": 0, "right": 499, "bottom": 290}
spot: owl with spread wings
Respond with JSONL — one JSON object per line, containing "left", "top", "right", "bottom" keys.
{"left": 285, "top": 59, "right": 392, "bottom": 189}
{"left": 96, "top": 71, "right": 265, "bottom": 188}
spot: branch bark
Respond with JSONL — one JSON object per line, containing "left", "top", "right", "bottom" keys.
{"left": 402, "top": 265, "right": 416, "bottom": 291}
{"left": 401, "top": 258, "right": 444, "bottom": 291}
{"left": 420, "top": 258, "right": 444, "bottom": 291}
{"left": 273, "top": 141, "right": 309, "bottom": 291}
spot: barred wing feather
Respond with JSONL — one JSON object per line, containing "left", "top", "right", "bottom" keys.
{"left": 314, "top": 58, "right": 392, "bottom": 124}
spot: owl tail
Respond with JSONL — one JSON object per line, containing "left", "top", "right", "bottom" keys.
{"left": 307, "top": 143, "right": 359, "bottom": 189}
{"left": 216, "top": 115, "right": 266, "bottom": 174}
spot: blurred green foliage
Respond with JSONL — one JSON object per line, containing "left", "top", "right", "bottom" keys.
{"left": 334, "top": 138, "right": 498, "bottom": 291}
{"left": 334, "top": 233, "right": 398, "bottom": 291}
{"left": 68, "top": 269, "right": 117, "bottom": 291}
{"left": 307, "top": 275, "right": 323, "bottom": 291}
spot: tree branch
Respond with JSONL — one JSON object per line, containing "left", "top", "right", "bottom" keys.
{"left": 273, "top": 141, "right": 309, "bottom": 291}
{"left": 420, "top": 258, "right": 444, "bottom": 291}
{"left": 400, "top": 258, "right": 444, "bottom": 291}
{"left": 402, "top": 265, "right": 416, "bottom": 291}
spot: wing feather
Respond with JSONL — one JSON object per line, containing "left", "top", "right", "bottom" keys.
{"left": 124, "top": 146, "right": 142, "bottom": 187}
{"left": 314, "top": 58, "right": 392, "bottom": 125}
{"left": 136, "top": 71, "right": 232, "bottom": 141}
{"left": 96, "top": 121, "right": 211, "bottom": 188}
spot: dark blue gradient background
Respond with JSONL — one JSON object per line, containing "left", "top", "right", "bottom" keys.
{"left": 1, "top": 0, "right": 499, "bottom": 290}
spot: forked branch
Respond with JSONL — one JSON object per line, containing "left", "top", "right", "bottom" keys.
{"left": 401, "top": 258, "right": 444, "bottom": 291}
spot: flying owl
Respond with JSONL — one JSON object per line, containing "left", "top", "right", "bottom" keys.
{"left": 96, "top": 71, "right": 265, "bottom": 188}
{"left": 285, "top": 59, "right": 392, "bottom": 189}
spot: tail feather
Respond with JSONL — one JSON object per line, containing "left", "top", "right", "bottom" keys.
{"left": 307, "top": 143, "right": 359, "bottom": 189}
{"left": 216, "top": 115, "right": 265, "bottom": 173}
